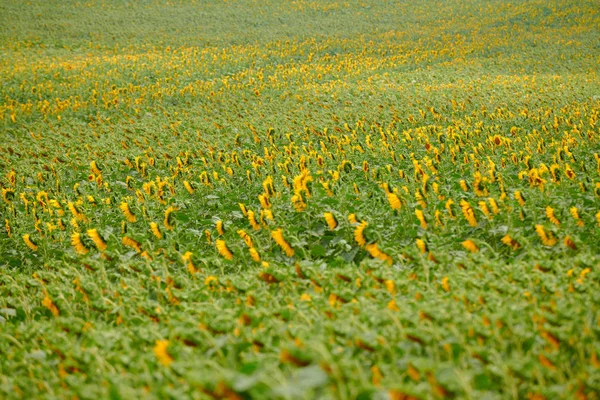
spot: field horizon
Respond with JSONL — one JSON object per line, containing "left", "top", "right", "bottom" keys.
{"left": 1, "top": 0, "right": 600, "bottom": 399}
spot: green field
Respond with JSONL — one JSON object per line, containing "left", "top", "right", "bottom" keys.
{"left": 1, "top": 0, "right": 600, "bottom": 398}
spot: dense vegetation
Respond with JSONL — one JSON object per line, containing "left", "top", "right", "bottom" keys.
{"left": 1, "top": 0, "right": 599, "bottom": 398}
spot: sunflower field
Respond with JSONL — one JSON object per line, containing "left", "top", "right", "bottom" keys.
{"left": 1, "top": 0, "right": 600, "bottom": 398}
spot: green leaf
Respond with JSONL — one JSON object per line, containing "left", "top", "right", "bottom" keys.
{"left": 310, "top": 244, "right": 327, "bottom": 257}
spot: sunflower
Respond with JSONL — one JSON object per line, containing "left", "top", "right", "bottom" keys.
{"left": 150, "top": 222, "right": 163, "bottom": 239}
{"left": 119, "top": 202, "right": 136, "bottom": 223}
{"left": 71, "top": 232, "right": 89, "bottom": 254}
{"left": 216, "top": 239, "right": 233, "bottom": 260}
{"left": 23, "top": 234, "right": 38, "bottom": 251}
{"left": 354, "top": 221, "right": 368, "bottom": 247}
{"left": 462, "top": 239, "right": 479, "bottom": 253}
{"left": 271, "top": 228, "right": 294, "bottom": 257}
{"left": 323, "top": 212, "right": 337, "bottom": 230}
{"left": 415, "top": 209, "right": 428, "bottom": 229}
{"left": 86, "top": 229, "right": 107, "bottom": 251}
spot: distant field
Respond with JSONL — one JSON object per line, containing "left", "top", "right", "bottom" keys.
{"left": 1, "top": 0, "right": 599, "bottom": 398}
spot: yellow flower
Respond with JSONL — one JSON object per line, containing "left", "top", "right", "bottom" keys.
{"left": 563, "top": 236, "right": 577, "bottom": 250}
{"left": 384, "top": 280, "right": 395, "bottom": 294}
{"left": 564, "top": 164, "right": 576, "bottom": 179}
{"left": 415, "top": 189, "right": 426, "bottom": 209}
{"left": 328, "top": 293, "right": 339, "bottom": 307}
{"left": 577, "top": 268, "right": 591, "bottom": 284}
{"left": 164, "top": 206, "right": 176, "bottom": 230}
{"left": 183, "top": 180, "right": 194, "bottom": 194}
{"left": 570, "top": 207, "right": 584, "bottom": 227}
{"left": 119, "top": 202, "right": 136, "bottom": 223}
{"left": 387, "top": 192, "right": 401, "bottom": 210}
{"left": 258, "top": 194, "right": 271, "bottom": 209}
{"left": 434, "top": 210, "right": 443, "bottom": 227}
{"left": 150, "top": 222, "right": 163, "bottom": 239}
{"left": 23, "top": 234, "right": 38, "bottom": 251}
{"left": 153, "top": 339, "right": 173, "bottom": 367}
{"left": 324, "top": 212, "right": 337, "bottom": 230}
{"left": 300, "top": 293, "right": 312, "bottom": 302}
{"left": 445, "top": 199, "right": 455, "bottom": 218}
{"left": 488, "top": 198, "right": 500, "bottom": 215}
{"left": 348, "top": 213, "right": 358, "bottom": 224}
{"left": 535, "top": 225, "right": 556, "bottom": 246}
{"left": 122, "top": 236, "right": 142, "bottom": 253}
{"left": 415, "top": 209, "right": 428, "bottom": 229}
{"left": 247, "top": 247, "right": 260, "bottom": 262}
{"left": 204, "top": 229, "right": 212, "bottom": 244}
{"left": 546, "top": 206, "right": 561, "bottom": 225}
{"left": 199, "top": 171, "right": 212, "bottom": 186}
{"left": 416, "top": 238, "right": 427, "bottom": 253}
{"left": 239, "top": 203, "right": 248, "bottom": 216}
{"left": 216, "top": 220, "right": 224, "bottom": 235}
{"left": 514, "top": 191, "right": 525, "bottom": 207}
{"left": 460, "top": 200, "right": 477, "bottom": 227}
{"left": 49, "top": 199, "right": 65, "bottom": 216}
{"left": 262, "top": 176, "right": 275, "bottom": 196}
{"left": 86, "top": 229, "right": 107, "bottom": 251}
{"left": 459, "top": 180, "right": 469, "bottom": 192}
{"left": 216, "top": 239, "right": 233, "bottom": 260}
{"left": 182, "top": 251, "right": 197, "bottom": 274}
{"left": 204, "top": 275, "right": 218, "bottom": 286}
{"left": 271, "top": 228, "right": 294, "bottom": 257}
{"left": 68, "top": 202, "right": 87, "bottom": 222}
{"left": 365, "top": 243, "right": 392, "bottom": 265}
{"left": 1, "top": 188, "right": 14, "bottom": 203}
{"left": 293, "top": 169, "right": 312, "bottom": 197}
{"left": 501, "top": 234, "right": 520, "bottom": 250}
{"left": 549, "top": 164, "right": 560, "bottom": 182}
{"left": 291, "top": 193, "right": 306, "bottom": 211}
{"left": 262, "top": 209, "right": 274, "bottom": 221}
{"left": 478, "top": 201, "right": 491, "bottom": 217}
{"left": 248, "top": 210, "right": 261, "bottom": 230}
{"left": 42, "top": 293, "right": 59, "bottom": 317}
{"left": 381, "top": 182, "right": 391, "bottom": 194}
{"left": 441, "top": 276, "right": 450, "bottom": 292}
{"left": 253, "top": 209, "right": 263, "bottom": 227}
{"left": 237, "top": 229, "right": 253, "bottom": 248}
{"left": 354, "top": 221, "right": 368, "bottom": 247}
{"left": 71, "top": 232, "right": 89, "bottom": 254}
{"left": 473, "top": 173, "right": 488, "bottom": 197}
{"left": 387, "top": 299, "right": 400, "bottom": 311}
{"left": 321, "top": 181, "right": 333, "bottom": 196}
{"left": 462, "top": 239, "right": 479, "bottom": 253}
{"left": 90, "top": 161, "right": 102, "bottom": 175}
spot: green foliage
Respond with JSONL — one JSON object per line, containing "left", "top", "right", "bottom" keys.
{"left": 1, "top": 0, "right": 600, "bottom": 399}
